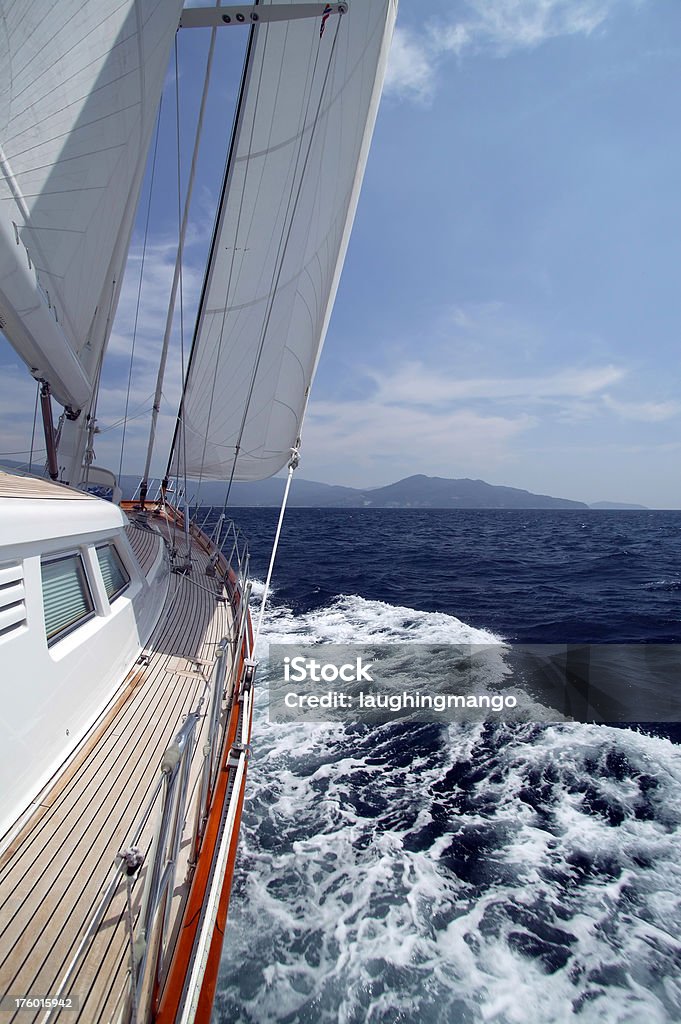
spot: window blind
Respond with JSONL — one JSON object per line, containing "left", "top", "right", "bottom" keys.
{"left": 42, "top": 554, "right": 95, "bottom": 644}
{"left": 96, "top": 544, "right": 130, "bottom": 602}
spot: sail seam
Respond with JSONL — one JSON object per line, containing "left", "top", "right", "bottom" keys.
{"left": 6, "top": 100, "right": 142, "bottom": 161}
{"left": 9, "top": 4, "right": 133, "bottom": 96}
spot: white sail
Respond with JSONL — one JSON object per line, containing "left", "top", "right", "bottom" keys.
{"left": 176, "top": 0, "right": 397, "bottom": 482}
{"left": 0, "top": 0, "right": 183, "bottom": 411}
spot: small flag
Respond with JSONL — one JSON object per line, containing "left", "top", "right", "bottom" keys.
{"left": 320, "top": 3, "right": 332, "bottom": 38}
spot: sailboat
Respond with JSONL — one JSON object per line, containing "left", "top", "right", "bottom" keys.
{"left": 0, "top": 1, "right": 396, "bottom": 1021}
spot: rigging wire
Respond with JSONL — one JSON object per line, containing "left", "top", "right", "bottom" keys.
{"left": 174, "top": 34, "right": 190, "bottom": 554}
{"left": 78, "top": 273, "right": 117, "bottom": 489}
{"left": 219, "top": 16, "right": 343, "bottom": 520}
{"left": 0, "top": 447, "right": 46, "bottom": 458}
{"left": 193, "top": 9, "right": 268, "bottom": 510}
{"left": 166, "top": 9, "right": 261, "bottom": 519}
{"left": 141, "top": 13, "right": 222, "bottom": 513}
{"left": 100, "top": 394, "right": 155, "bottom": 433}
{"left": 118, "top": 98, "right": 164, "bottom": 484}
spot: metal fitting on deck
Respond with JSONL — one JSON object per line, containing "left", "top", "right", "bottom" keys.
{"left": 118, "top": 846, "right": 144, "bottom": 877}
{"left": 227, "top": 742, "right": 248, "bottom": 768}
{"left": 243, "top": 657, "right": 258, "bottom": 688}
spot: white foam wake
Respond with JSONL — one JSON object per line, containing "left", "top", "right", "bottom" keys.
{"left": 214, "top": 592, "right": 681, "bottom": 1024}
{"left": 250, "top": 584, "right": 502, "bottom": 654}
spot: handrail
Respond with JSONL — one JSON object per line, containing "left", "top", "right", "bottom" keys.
{"left": 190, "top": 638, "right": 229, "bottom": 865}
{"left": 40, "top": 769, "right": 167, "bottom": 1024}
{"left": 133, "top": 712, "right": 200, "bottom": 1022}
{"left": 125, "top": 512, "right": 254, "bottom": 1020}
{"left": 180, "top": 508, "right": 250, "bottom": 591}
{"left": 132, "top": 477, "right": 156, "bottom": 501}
{"left": 217, "top": 518, "right": 250, "bottom": 586}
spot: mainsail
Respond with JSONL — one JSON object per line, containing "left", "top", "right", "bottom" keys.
{"left": 0, "top": 0, "right": 183, "bottom": 411}
{"left": 174, "top": 0, "right": 397, "bottom": 482}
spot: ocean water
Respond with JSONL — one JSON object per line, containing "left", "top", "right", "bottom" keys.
{"left": 208, "top": 509, "right": 681, "bottom": 1024}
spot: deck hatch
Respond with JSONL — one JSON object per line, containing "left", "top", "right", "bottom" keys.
{"left": 41, "top": 552, "right": 95, "bottom": 645}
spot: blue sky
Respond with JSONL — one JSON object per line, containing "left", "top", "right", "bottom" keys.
{"left": 2, "top": 0, "right": 681, "bottom": 506}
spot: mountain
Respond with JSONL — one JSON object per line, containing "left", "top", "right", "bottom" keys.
{"left": 589, "top": 501, "right": 648, "bottom": 510}
{"left": 331, "top": 475, "right": 588, "bottom": 509}
{"left": 123, "top": 472, "right": 588, "bottom": 509}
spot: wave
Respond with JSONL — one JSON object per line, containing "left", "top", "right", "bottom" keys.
{"left": 215, "top": 592, "right": 681, "bottom": 1023}
{"left": 644, "top": 580, "right": 681, "bottom": 592}
{"left": 249, "top": 585, "right": 503, "bottom": 652}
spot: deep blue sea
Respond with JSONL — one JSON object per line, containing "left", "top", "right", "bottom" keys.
{"left": 209, "top": 509, "right": 681, "bottom": 1024}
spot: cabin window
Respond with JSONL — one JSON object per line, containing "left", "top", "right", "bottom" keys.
{"left": 41, "top": 553, "right": 95, "bottom": 645}
{"left": 96, "top": 544, "right": 130, "bottom": 602}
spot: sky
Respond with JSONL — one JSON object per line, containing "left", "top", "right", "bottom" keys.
{"left": 2, "top": 0, "right": 681, "bottom": 506}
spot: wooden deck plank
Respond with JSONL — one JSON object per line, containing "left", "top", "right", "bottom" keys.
{"left": 2, "top": 671, "right": 220, "bottom": 1012}
{"left": 1, "top": 617, "right": 202, "bottom": 984}
{"left": 1, "top": 577, "right": 212, "bottom": 962}
{"left": 0, "top": 540, "right": 220, "bottom": 889}
{"left": 0, "top": 526, "right": 236, "bottom": 1023}
{"left": 124, "top": 518, "right": 162, "bottom": 578}
{"left": 0, "top": 473, "right": 95, "bottom": 501}
{"left": 0, "top": 581, "right": 203, "bottom": 894}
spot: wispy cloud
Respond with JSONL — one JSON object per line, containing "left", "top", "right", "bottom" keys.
{"left": 386, "top": 0, "right": 632, "bottom": 103}
{"left": 369, "top": 362, "right": 625, "bottom": 405}
{"left": 300, "top": 339, "right": 676, "bottom": 487}
{"left": 602, "top": 395, "right": 681, "bottom": 422}
{"left": 0, "top": 362, "right": 44, "bottom": 465}
{"left": 384, "top": 27, "right": 435, "bottom": 104}
{"left": 437, "top": 0, "right": 616, "bottom": 57}
{"left": 305, "top": 396, "right": 534, "bottom": 484}
{"left": 302, "top": 356, "right": 620, "bottom": 485}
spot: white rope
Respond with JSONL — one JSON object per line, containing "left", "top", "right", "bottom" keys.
{"left": 253, "top": 447, "right": 299, "bottom": 649}
{"left": 124, "top": 872, "right": 140, "bottom": 1024}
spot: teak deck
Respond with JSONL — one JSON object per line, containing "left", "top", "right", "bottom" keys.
{"left": 0, "top": 512, "right": 237, "bottom": 1022}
